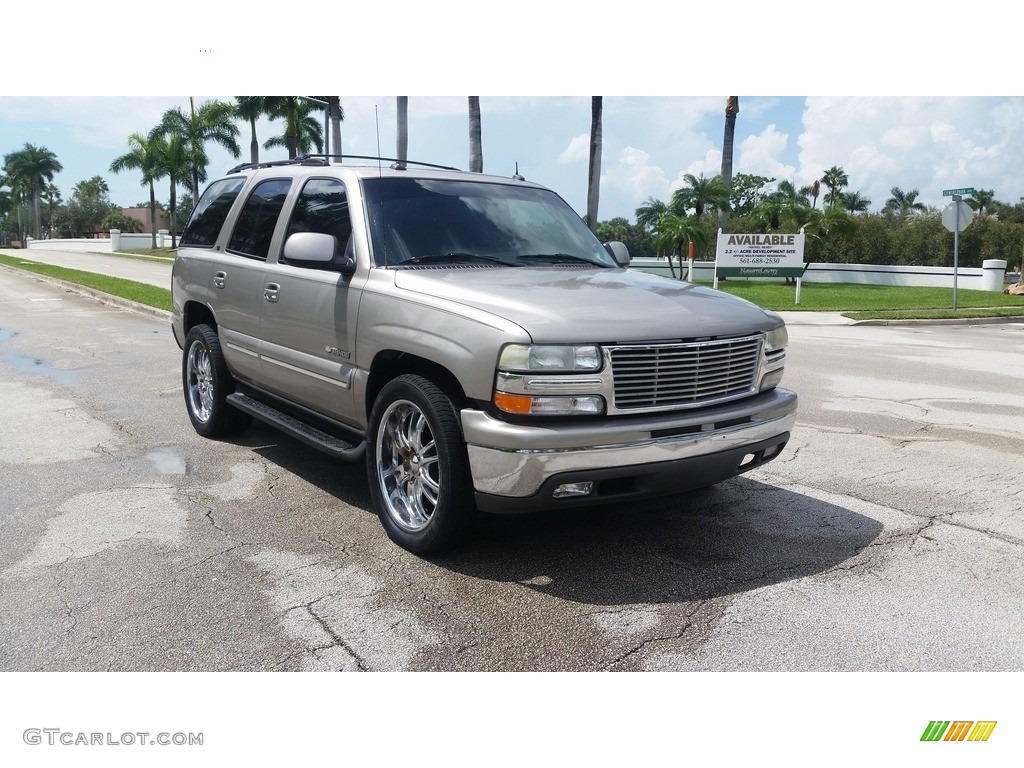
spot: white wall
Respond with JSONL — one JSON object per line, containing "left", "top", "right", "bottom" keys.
{"left": 26, "top": 237, "right": 112, "bottom": 253}
{"left": 26, "top": 230, "right": 173, "bottom": 253}
{"left": 629, "top": 258, "right": 1009, "bottom": 292}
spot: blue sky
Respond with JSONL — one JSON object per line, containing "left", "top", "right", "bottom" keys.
{"left": 6, "top": 95, "right": 1024, "bottom": 225}
{"left": 2, "top": 5, "right": 1017, "bottom": 225}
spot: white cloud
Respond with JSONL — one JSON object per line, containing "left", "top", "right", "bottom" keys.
{"left": 559, "top": 133, "right": 590, "bottom": 164}
{"left": 601, "top": 146, "right": 671, "bottom": 202}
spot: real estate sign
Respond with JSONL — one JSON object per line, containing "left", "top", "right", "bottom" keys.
{"left": 715, "top": 233, "right": 806, "bottom": 278}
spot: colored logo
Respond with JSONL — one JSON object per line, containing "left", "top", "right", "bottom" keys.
{"left": 921, "top": 721, "right": 997, "bottom": 742}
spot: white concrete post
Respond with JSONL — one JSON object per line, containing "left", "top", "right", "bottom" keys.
{"left": 158, "top": 229, "right": 169, "bottom": 248}
{"left": 981, "top": 259, "right": 1007, "bottom": 292}
{"left": 109, "top": 229, "right": 121, "bottom": 252}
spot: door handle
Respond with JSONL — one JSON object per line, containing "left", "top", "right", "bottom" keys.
{"left": 213, "top": 271, "right": 226, "bottom": 289}
{"left": 264, "top": 283, "right": 281, "bottom": 303}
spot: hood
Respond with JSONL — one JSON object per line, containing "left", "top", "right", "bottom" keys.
{"left": 393, "top": 266, "right": 780, "bottom": 343}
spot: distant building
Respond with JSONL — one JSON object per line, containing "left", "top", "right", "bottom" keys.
{"left": 122, "top": 207, "right": 170, "bottom": 233}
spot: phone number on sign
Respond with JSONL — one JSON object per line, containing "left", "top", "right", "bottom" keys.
{"left": 736, "top": 257, "right": 782, "bottom": 265}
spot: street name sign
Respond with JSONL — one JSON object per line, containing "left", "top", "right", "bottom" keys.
{"left": 715, "top": 233, "right": 805, "bottom": 278}
{"left": 943, "top": 187, "right": 975, "bottom": 196}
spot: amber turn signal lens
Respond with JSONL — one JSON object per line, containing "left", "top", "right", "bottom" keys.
{"left": 494, "top": 392, "right": 534, "bottom": 414}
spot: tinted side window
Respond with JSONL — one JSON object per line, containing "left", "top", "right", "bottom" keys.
{"left": 227, "top": 178, "right": 293, "bottom": 260}
{"left": 180, "top": 177, "right": 246, "bottom": 247}
{"left": 284, "top": 178, "right": 352, "bottom": 263}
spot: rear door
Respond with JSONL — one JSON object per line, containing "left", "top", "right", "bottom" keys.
{"left": 213, "top": 177, "right": 293, "bottom": 383}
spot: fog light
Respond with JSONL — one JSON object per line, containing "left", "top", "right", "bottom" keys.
{"left": 553, "top": 481, "right": 594, "bottom": 499}
{"left": 759, "top": 369, "right": 784, "bottom": 391}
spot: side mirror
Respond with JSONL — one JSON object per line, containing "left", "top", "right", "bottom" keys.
{"left": 283, "top": 231, "right": 355, "bottom": 275}
{"left": 604, "top": 240, "right": 631, "bottom": 267}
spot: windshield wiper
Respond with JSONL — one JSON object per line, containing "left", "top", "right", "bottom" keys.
{"left": 517, "top": 253, "right": 601, "bottom": 265}
{"left": 398, "top": 252, "right": 513, "bottom": 266}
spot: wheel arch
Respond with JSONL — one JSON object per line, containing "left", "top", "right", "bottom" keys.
{"left": 365, "top": 351, "right": 469, "bottom": 421}
{"left": 183, "top": 301, "right": 217, "bottom": 334}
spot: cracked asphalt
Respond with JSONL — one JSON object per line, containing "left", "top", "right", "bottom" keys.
{"left": 1, "top": 267, "right": 1022, "bottom": 672}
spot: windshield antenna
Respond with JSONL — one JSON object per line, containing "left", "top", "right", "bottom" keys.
{"left": 513, "top": 163, "right": 525, "bottom": 181}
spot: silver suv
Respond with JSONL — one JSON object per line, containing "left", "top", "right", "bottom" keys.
{"left": 171, "top": 156, "right": 797, "bottom": 553}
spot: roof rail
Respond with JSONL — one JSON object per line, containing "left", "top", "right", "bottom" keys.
{"left": 226, "top": 157, "right": 329, "bottom": 174}
{"left": 227, "top": 154, "right": 460, "bottom": 175}
{"left": 299, "top": 154, "right": 461, "bottom": 171}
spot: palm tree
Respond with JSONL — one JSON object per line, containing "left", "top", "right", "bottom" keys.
{"left": 719, "top": 96, "right": 738, "bottom": 233}
{"left": 654, "top": 213, "right": 709, "bottom": 279}
{"left": 110, "top": 131, "right": 164, "bottom": 248}
{"left": 73, "top": 176, "right": 110, "bottom": 201}
{"left": 234, "top": 97, "right": 267, "bottom": 166}
{"left": 967, "top": 188, "right": 995, "bottom": 217}
{"left": 841, "top": 190, "right": 872, "bottom": 214}
{"left": 753, "top": 180, "right": 810, "bottom": 231}
{"left": 670, "top": 173, "right": 730, "bottom": 218}
{"left": 264, "top": 101, "right": 324, "bottom": 158}
{"left": 396, "top": 96, "right": 409, "bottom": 165}
{"left": 2, "top": 143, "right": 63, "bottom": 239}
{"left": 587, "top": 96, "right": 602, "bottom": 233}
{"left": 41, "top": 183, "right": 62, "bottom": 237}
{"left": 309, "top": 96, "right": 345, "bottom": 158}
{"left": 821, "top": 166, "right": 849, "bottom": 208}
{"left": 468, "top": 96, "right": 483, "bottom": 172}
{"left": 883, "top": 186, "right": 927, "bottom": 219}
{"left": 635, "top": 197, "right": 668, "bottom": 235}
{"left": 148, "top": 132, "right": 191, "bottom": 249}
{"left": 156, "top": 98, "right": 240, "bottom": 199}
{"left": 799, "top": 179, "right": 821, "bottom": 209}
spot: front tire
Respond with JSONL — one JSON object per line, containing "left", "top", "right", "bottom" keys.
{"left": 182, "top": 324, "right": 251, "bottom": 438}
{"left": 367, "top": 374, "right": 476, "bottom": 554}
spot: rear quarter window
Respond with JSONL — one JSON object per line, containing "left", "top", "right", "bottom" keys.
{"left": 180, "top": 177, "right": 246, "bottom": 247}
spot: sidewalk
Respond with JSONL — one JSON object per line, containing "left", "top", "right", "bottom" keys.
{"left": 0, "top": 247, "right": 171, "bottom": 289}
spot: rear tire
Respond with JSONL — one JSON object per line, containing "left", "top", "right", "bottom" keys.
{"left": 182, "top": 324, "right": 252, "bottom": 438}
{"left": 367, "top": 374, "right": 476, "bottom": 554}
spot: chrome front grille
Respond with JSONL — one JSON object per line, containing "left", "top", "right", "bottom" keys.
{"left": 609, "top": 334, "right": 762, "bottom": 412}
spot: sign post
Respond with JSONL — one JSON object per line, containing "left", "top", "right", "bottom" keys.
{"left": 941, "top": 189, "right": 977, "bottom": 310}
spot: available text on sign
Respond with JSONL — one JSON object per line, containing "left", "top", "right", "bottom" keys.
{"left": 715, "top": 233, "right": 806, "bottom": 278}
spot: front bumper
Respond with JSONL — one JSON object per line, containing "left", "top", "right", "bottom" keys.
{"left": 462, "top": 388, "right": 797, "bottom": 513}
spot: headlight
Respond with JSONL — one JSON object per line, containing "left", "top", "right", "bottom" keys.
{"left": 760, "top": 324, "right": 787, "bottom": 391}
{"left": 764, "top": 325, "right": 788, "bottom": 352}
{"left": 494, "top": 344, "right": 605, "bottom": 415}
{"left": 498, "top": 344, "right": 602, "bottom": 373}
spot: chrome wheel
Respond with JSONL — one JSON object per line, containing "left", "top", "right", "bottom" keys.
{"left": 375, "top": 399, "right": 441, "bottom": 532}
{"left": 186, "top": 340, "right": 214, "bottom": 424}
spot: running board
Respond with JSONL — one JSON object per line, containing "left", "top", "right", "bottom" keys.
{"left": 226, "top": 393, "right": 366, "bottom": 462}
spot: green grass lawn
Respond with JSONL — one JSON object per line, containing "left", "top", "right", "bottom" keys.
{"left": 1, "top": 253, "right": 1021, "bottom": 322}
{"left": 114, "top": 247, "right": 177, "bottom": 261}
{"left": 0, "top": 254, "right": 172, "bottom": 312}
{"left": 700, "top": 280, "right": 1024, "bottom": 320}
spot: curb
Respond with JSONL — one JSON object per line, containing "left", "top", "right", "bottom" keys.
{"left": 0, "top": 263, "right": 172, "bottom": 322}
{"left": 850, "top": 315, "right": 1024, "bottom": 327}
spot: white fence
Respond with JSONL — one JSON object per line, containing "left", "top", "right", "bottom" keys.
{"left": 630, "top": 258, "right": 1010, "bottom": 292}
{"left": 26, "top": 229, "right": 174, "bottom": 253}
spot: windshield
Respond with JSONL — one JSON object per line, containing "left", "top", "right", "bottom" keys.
{"left": 363, "top": 177, "right": 617, "bottom": 268}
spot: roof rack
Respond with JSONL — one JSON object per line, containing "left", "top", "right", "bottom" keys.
{"left": 227, "top": 157, "right": 328, "bottom": 174}
{"left": 227, "top": 154, "right": 461, "bottom": 175}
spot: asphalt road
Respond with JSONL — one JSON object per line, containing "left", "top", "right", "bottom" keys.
{"left": 1, "top": 264, "right": 1022, "bottom": 672}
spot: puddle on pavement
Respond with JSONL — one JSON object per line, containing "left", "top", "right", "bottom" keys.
{"left": 4, "top": 352, "right": 80, "bottom": 386}
{"left": 146, "top": 447, "right": 188, "bottom": 475}
{"left": 0, "top": 329, "right": 15, "bottom": 342}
